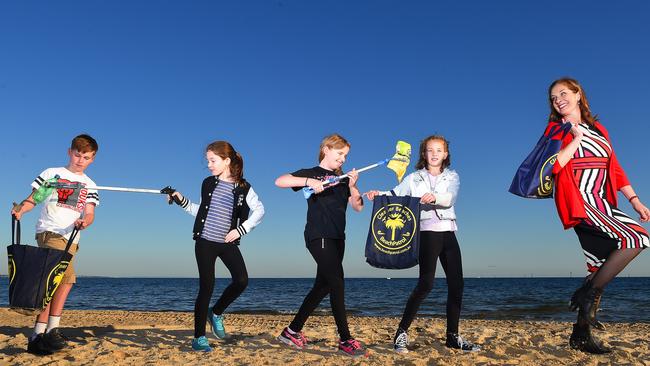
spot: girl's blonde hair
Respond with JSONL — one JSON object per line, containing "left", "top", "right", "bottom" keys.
{"left": 318, "top": 134, "right": 350, "bottom": 175}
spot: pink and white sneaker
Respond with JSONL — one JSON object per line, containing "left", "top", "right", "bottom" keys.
{"left": 278, "top": 327, "right": 309, "bottom": 349}
{"left": 338, "top": 338, "right": 368, "bottom": 358}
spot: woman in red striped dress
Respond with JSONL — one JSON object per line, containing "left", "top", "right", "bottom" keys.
{"left": 548, "top": 78, "right": 649, "bottom": 354}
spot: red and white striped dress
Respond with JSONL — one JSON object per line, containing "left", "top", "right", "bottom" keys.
{"left": 572, "top": 123, "right": 649, "bottom": 271}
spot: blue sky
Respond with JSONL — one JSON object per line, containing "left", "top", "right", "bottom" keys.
{"left": 1, "top": 1, "right": 649, "bottom": 278}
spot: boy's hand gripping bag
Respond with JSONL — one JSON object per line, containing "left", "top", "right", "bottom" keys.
{"left": 6, "top": 216, "right": 78, "bottom": 315}
{"left": 365, "top": 195, "right": 421, "bottom": 269}
{"left": 509, "top": 121, "right": 573, "bottom": 199}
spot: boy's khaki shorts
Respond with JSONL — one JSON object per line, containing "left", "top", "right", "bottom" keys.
{"left": 35, "top": 231, "right": 79, "bottom": 284}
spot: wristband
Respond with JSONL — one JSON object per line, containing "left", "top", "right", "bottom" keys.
{"left": 22, "top": 199, "right": 36, "bottom": 206}
{"left": 629, "top": 195, "right": 639, "bottom": 203}
{"left": 305, "top": 177, "right": 309, "bottom": 186}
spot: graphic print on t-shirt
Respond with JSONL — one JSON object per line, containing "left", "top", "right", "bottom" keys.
{"left": 55, "top": 178, "right": 88, "bottom": 212}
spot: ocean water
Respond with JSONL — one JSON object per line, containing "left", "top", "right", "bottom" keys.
{"left": 1, "top": 277, "right": 649, "bottom": 323}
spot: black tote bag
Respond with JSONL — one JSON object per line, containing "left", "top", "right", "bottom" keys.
{"left": 7, "top": 216, "right": 78, "bottom": 314}
{"left": 365, "top": 195, "right": 421, "bottom": 269}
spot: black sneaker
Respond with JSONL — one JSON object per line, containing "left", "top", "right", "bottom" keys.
{"left": 42, "top": 328, "right": 68, "bottom": 350}
{"left": 446, "top": 332, "right": 480, "bottom": 352}
{"left": 27, "top": 333, "right": 54, "bottom": 355}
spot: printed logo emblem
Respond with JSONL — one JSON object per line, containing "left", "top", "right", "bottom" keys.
{"left": 43, "top": 261, "right": 69, "bottom": 308}
{"left": 537, "top": 154, "right": 558, "bottom": 197}
{"left": 55, "top": 178, "right": 87, "bottom": 212}
{"left": 8, "top": 255, "right": 15, "bottom": 285}
{"left": 57, "top": 186, "right": 75, "bottom": 203}
{"left": 371, "top": 204, "right": 417, "bottom": 255}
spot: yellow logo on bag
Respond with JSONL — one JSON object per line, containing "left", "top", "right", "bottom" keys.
{"left": 43, "top": 261, "right": 69, "bottom": 308}
{"left": 537, "top": 153, "right": 558, "bottom": 197}
{"left": 371, "top": 203, "right": 417, "bottom": 255}
{"left": 8, "top": 255, "right": 16, "bottom": 285}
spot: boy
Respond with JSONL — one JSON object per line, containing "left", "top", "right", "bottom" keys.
{"left": 11, "top": 134, "right": 100, "bottom": 355}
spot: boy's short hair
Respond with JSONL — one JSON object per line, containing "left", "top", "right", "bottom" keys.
{"left": 71, "top": 134, "right": 99, "bottom": 154}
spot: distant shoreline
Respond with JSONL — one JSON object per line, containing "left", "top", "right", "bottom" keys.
{"left": 2, "top": 275, "right": 650, "bottom": 279}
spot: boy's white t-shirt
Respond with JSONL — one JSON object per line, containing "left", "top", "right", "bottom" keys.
{"left": 31, "top": 167, "right": 100, "bottom": 242}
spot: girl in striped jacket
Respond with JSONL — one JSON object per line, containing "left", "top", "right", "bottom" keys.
{"left": 168, "top": 141, "right": 264, "bottom": 352}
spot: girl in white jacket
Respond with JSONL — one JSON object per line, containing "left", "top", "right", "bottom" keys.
{"left": 366, "top": 135, "right": 479, "bottom": 354}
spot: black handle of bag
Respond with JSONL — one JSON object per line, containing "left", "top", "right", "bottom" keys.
{"left": 63, "top": 225, "right": 81, "bottom": 253}
{"left": 10, "top": 214, "right": 78, "bottom": 252}
{"left": 12, "top": 214, "right": 21, "bottom": 245}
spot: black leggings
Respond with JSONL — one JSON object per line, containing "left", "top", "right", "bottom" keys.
{"left": 194, "top": 238, "right": 249, "bottom": 338}
{"left": 289, "top": 238, "right": 351, "bottom": 341}
{"left": 398, "top": 231, "right": 464, "bottom": 334}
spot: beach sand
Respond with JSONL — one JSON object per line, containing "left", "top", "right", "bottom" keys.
{"left": 1, "top": 307, "right": 648, "bottom": 365}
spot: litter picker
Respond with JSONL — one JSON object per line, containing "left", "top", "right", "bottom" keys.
{"left": 43, "top": 181, "right": 182, "bottom": 204}
{"left": 302, "top": 140, "right": 411, "bottom": 199}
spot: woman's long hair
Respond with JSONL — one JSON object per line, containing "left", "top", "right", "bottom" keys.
{"left": 548, "top": 77, "right": 598, "bottom": 125}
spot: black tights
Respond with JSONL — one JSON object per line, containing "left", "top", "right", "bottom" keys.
{"left": 194, "top": 239, "right": 248, "bottom": 338}
{"left": 575, "top": 224, "right": 645, "bottom": 290}
{"left": 398, "top": 231, "right": 464, "bottom": 334}
{"left": 289, "top": 238, "right": 351, "bottom": 341}
{"left": 588, "top": 248, "right": 643, "bottom": 289}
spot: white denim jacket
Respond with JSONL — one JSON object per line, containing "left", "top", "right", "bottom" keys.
{"left": 381, "top": 168, "right": 459, "bottom": 221}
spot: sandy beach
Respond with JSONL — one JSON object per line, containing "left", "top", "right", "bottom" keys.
{"left": 1, "top": 308, "right": 648, "bottom": 365}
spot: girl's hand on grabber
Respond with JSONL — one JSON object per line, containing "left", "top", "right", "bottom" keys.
{"left": 307, "top": 178, "right": 324, "bottom": 194}
{"left": 347, "top": 169, "right": 359, "bottom": 187}
{"left": 170, "top": 192, "right": 185, "bottom": 205}
{"left": 161, "top": 186, "right": 184, "bottom": 205}
{"left": 224, "top": 229, "right": 241, "bottom": 243}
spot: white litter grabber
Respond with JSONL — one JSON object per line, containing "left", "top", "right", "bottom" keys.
{"left": 45, "top": 181, "right": 182, "bottom": 204}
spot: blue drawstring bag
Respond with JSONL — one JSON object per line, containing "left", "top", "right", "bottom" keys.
{"left": 509, "top": 122, "right": 573, "bottom": 199}
{"left": 365, "top": 195, "right": 421, "bottom": 269}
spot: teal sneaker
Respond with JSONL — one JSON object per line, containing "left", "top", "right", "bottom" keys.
{"left": 191, "top": 336, "right": 212, "bottom": 352}
{"left": 209, "top": 313, "right": 227, "bottom": 339}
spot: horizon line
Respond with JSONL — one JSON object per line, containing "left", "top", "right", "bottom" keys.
{"left": 2, "top": 275, "right": 648, "bottom": 279}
